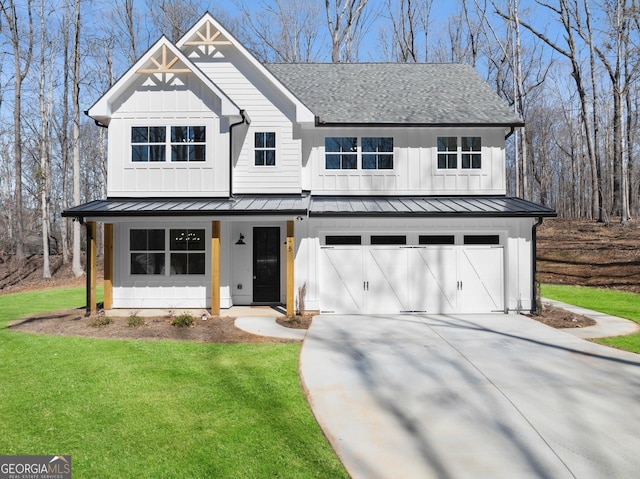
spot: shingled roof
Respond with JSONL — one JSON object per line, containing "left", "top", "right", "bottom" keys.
{"left": 266, "top": 63, "right": 523, "bottom": 126}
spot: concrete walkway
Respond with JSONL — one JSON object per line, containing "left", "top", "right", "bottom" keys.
{"left": 542, "top": 298, "right": 640, "bottom": 338}
{"left": 234, "top": 316, "right": 306, "bottom": 341}
{"left": 300, "top": 313, "right": 640, "bottom": 479}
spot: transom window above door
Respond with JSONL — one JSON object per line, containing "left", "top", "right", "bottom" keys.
{"left": 325, "top": 137, "right": 394, "bottom": 170}
{"left": 131, "top": 126, "right": 206, "bottom": 163}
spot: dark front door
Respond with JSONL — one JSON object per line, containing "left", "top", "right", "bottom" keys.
{"left": 253, "top": 227, "right": 281, "bottom": 303}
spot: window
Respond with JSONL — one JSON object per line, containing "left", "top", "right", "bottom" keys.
{"left": 326, "top": 235, "right": 362, "bottom": 245}
{"left": 362, "top": 137, "right": 394, "bottom": 169}
{"left": 170, "top": 229, "right": 205, "bottom": 275}
{"left": 131, "top": 127, "right": 166, "bottom": 162}
{"left": 325, "top": 137, "right": 357, "bottom": 170}
{"left": 131, "top": 126, "right": 206, "bottom": 162}
{"left": 130, "top": 229, "right": 165, "bottom": 274}
{"left": 437, "top": 136, "right": 482, "bottom": 169}
{"left": 462, "top": 137, "right": 481, "bottom": 169}
{"left": 171, "top": 126, "right": 206, "bottom": 162}
{"left": 464, "top": 235, "right": 500, "bottom": 245}
{"left": 254, "top": 132, "right": 276, "bottom": 166}
{"left": 419, "top": 235, "right": 455, "bottom": 245}
{"left": 371, "top": 235, "right": 407, "bottom": 245}
{"left": 437, "top": 137, "right": 457, "bottom": 169}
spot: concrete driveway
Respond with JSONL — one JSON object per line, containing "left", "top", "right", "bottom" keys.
{"left": 300, "top": 314, "right": 640, "bottom": 479}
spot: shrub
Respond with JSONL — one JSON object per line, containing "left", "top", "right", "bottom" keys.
{"left": 171, "top": 313, "right": 195, "bottom": 328}
{"left": 90, "top": 316, "right": 113, "bottom": 327}
{"left": 127, "top": 314, "right": 145, "bottom": 328}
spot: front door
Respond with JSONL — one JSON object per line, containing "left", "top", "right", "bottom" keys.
{"left": 253, "top": 227, "right": 281, "bottom": 303}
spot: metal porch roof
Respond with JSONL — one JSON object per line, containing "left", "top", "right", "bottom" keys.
{"left": 308, "top": 196, "right": 556, "bottom": 217}
{"left": 62, "top": 196, "right": 310, "bottom": 218}
{"left": 63, "top": 195, "right": 555, "bottom": 219}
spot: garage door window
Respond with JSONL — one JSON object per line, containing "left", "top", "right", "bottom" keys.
{"left": 371, "top": 235, "right": 406, "bottom": 245}
{"left": 419, "top": 235, "right": 455, "bottom": 245}
{"left": 464, "top": 235, "right": 500, "bottom": 245}
{"left": 326, "top": 235, "right": 362, "bottom": 245}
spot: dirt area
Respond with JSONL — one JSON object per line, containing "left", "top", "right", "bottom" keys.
{"left": 3, "top": 217, "right": 638, "bottom": 340}
{"left": 537, "top": 218, "right": 640, "bottom": 295}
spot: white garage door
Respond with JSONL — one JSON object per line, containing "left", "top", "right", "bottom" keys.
{"left": 320, "top": 245, "right": 504, "bottom": 314}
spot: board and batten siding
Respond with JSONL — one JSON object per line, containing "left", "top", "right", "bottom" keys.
{"left": 188, "top": 52, "right": 303, "bottom": 194}
{"left": 107, "top": 75, "right": 229, "bottom": 197}
{"left": 302, "top": 127, "right": 506, "bottom": 195}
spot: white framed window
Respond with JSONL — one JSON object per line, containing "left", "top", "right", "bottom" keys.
{"left": 362, "top": 137, "right": 394, "bottom": 169}
{"left": 325, "top": 136, "right": 394, "bottom": 170}
{"left": 254, "top": 132, "right": 276, "bottom": 166}
{"left": 437, "top": 136, "right": 482, "bottom": 169}
{"left": 130, "top": 126, "right": 206, "bottom": 163}
{"left": 129, "top": 228, "right": 206, "bottom": 276}
{"left": 171, "top": 126, "right": 206, "bottom": 162}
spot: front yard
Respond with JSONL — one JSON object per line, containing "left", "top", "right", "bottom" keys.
{"left": 0, "top": 287, "right": 347, "bottom": 478}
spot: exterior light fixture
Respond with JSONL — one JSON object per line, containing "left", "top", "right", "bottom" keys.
{"left": 235, "top": 233, "right": 246, "bottom": 245}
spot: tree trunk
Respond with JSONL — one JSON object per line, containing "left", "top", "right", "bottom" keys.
{"left": 71, "top": 0, "right": 83, "bottom": 277}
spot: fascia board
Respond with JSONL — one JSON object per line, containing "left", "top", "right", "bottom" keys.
{"left": 177, "top": 13, "right": 315, "bottom": 124}
{"left": 87, "top": 36, "right": 241, "bottom": 123}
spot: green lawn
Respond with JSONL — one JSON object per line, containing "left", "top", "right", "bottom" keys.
{"left": 541, "top": 284, "right": 640, "bottom": 353}
{"left": 0, "top": 287, "right": 347, "bottom": 479}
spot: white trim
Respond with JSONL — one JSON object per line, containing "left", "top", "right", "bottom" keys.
{"left": 176, "top": 14, "right": 315, "bottom": 124}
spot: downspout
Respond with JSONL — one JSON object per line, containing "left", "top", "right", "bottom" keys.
{"left": 531, "top": 216, "right": 544, "bottom": 315}
{"left": 229, "top": 110, "right": 249, "bottom": 197}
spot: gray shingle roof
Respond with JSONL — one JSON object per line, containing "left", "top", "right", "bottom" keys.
{"left": 266, "top": 63, "right": 523, "bottom": 126}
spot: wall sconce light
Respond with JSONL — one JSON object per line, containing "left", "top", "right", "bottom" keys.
{"left": 235, "top": 233, "right": 246, "bottom": 245}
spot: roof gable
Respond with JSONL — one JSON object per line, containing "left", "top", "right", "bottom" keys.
{"left": 88, "top": 36, "right": 240, "bottom": 125}
{"left": 176, "top": 13, "right": 315, "bottom": 124}
{"left": 266, "top": 63, "right": 523, "bottom": 126}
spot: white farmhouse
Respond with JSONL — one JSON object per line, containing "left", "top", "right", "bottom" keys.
{"left": 64, "top": 13, "right": 556, "bottom": 316}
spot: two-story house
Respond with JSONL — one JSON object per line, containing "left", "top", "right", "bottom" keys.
{"left": 64, "top": 13, "right": 556, "bottom": 316}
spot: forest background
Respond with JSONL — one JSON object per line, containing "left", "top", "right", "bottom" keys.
{"left": 1, "top": 0, "right": 638, "bottom": 278}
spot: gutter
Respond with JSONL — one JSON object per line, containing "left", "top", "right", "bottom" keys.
{"left": 229, "top": 110, "right": 250, "bottom": 197}
{"left": 531, "top": 216, "right": 544, "bottom": 315}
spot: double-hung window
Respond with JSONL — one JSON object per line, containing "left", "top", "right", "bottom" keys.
{"left": 362, "top": 137, "right": 394, "bottom": 169}
{"left": 131, "top": 126, "right": 206, "bottom": 162}
{"left": 130, "top": 229, "right": 165, "bottom": 274}
{"left": 461, "top": 136, "right": 481, "bottom": 169}
{"left": 437, "top": 136, "right": 482, "bottom": 169}
{"left": 170, "top": 229, "right": 205, "bottom": 275}
{"left": 132, "top": 127, "right": 166, "bottom": 162}
{"left": 171, "top": 126, "right": 206, "bottom": 162}
{"left": 254, "top": 132, "right": 276, "bottom": 166}
{"left": 437, "top": 137, "right": 458, "bottom": 169}
{"left": 325, "top": 137, "right": 358, "bottom": 169}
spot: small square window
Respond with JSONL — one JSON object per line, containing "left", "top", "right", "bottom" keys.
{"left": 255, "top": 132, "right": 276, "bottom": 166}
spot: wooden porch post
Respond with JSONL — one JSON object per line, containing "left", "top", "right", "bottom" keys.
{"left": 286, "top": 220, "right": 294, "bottom": 317}
{"left": 87, "top": 221, "right": 97, "bottom": 316}
{"left": 103, "top": 224, "right": 113, "bottom": 310}
{"left": 211, "top": 221, "right": 221, "bottom": 316}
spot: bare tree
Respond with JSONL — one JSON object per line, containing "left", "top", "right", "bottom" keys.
{"left": 325, "top": 0, "right": 372, "bottom": 61}
{"left": 236, "top": 0, "right": 323, "bottom": 62}
{"left": 146, "top": 0, "right": 203, "bottom": 42}
{"left": 71, "top": 0, "right": 83, "bottom": 277}
{"left": 1, "top": 0, "right": 34, "bottom": 261}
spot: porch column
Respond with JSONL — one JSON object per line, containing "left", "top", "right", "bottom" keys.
{"left": 103, "top": 224, "right": 113, "bottom": 310}
{"left": 286, "top": 220, "right": 294, "bottom": 317}
{"left": 86, "top": 221, "right": 97, "bottom": 316}
{"left": 211, "top": 221, "right": 221, "bottom": 316}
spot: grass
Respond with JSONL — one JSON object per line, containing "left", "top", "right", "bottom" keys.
{"left": 0, "top": 287, "right": 347, "bottom": 479}
{"left": 541, "top": 284, "right": 640, "bottom": 353}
